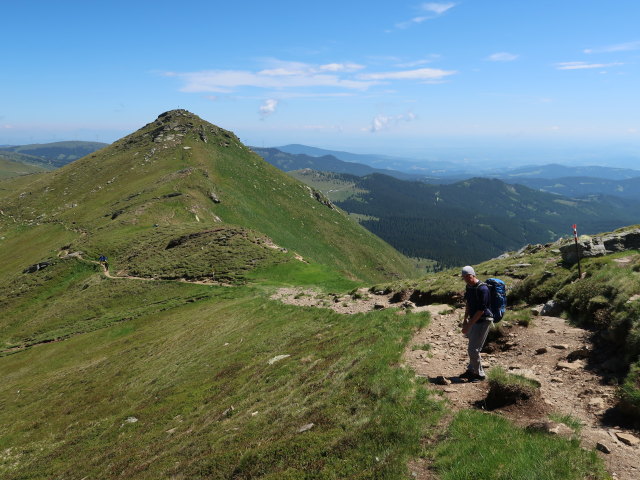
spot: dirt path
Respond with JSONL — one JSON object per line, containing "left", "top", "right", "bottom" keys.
{"left": 406, "top": 305, "right": 639, "bottom": 480}
{"left": 64, "top": 253, "right": 229, "bottom": 285}
{"left": 272, "top": 288, "right": 640, "bottom": 480}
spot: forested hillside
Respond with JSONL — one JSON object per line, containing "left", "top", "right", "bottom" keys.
{"left": 293, "top": 170, "right": 640, "bottom": 267}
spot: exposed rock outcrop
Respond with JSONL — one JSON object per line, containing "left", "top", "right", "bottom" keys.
{"left": 560, "top": 228, "right": 640, "bottom": 264}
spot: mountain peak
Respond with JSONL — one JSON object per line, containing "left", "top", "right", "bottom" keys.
{"left": 115, "top": 110, "right": 240, "bottom": 150}
{"left": 156, "top": 109, "right": 200, "bottom": 122}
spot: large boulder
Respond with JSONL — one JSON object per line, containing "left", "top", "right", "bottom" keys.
{"left": 560, "top": 228, "right": 640, "bottom": 264}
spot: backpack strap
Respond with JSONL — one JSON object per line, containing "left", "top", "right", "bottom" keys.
{"left": 472, "top": 282, "right": 492, "bottom": 318}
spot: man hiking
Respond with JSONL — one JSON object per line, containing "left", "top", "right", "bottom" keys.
{"left": 459, "top": 265, "right": 493, "bottom": 382}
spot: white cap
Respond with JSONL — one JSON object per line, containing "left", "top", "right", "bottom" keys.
{"left": 461, "top": 265, "right": 475, "bottom": 276}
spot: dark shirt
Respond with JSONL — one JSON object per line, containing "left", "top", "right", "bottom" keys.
{"left": 465, "top": 283, "right": 493, "bottom": 318}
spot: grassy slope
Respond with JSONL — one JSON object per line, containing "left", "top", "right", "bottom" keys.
{"left": 0, "top": 157, "right": 48, "bottom": 179}
{"left": 0, "top": 277, "right": 443, "bottom": 479}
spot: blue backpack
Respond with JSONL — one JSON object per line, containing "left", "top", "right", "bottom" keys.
{"left": 482, "top": 278, "right": 507, "bottom": 322}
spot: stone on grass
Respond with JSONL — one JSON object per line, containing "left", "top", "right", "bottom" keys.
{"left": 526, "top": 421, "right": 574, "bottom": 438}
{"left": 268, "top": 354, "right": 290, "bottom": 365}
{"left": 298, "top": 423, "right": 314, "bottom": 433}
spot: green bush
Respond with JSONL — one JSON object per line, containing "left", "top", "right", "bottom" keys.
{"left": 620, "top": 362, "right": 640, "bottom": 426}
{"left": 508, "top": 309, "right": 533, "bottom": 327}
{"left": 488, "top": 366, "right": 541, "bottom": 390}
{"left": 509, "top": 269, "right": 572, "bottom": 305}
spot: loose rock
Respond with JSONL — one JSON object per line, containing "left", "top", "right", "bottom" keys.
{"left": 615, "top": 432, "right": 640, "bottom": 446}
{"left": 298, "top": 423, "right": 315, "bottom": 433}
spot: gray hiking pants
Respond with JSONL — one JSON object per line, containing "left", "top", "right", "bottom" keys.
{"left": 467, "top": 318, "right": 493, "bottom": 376}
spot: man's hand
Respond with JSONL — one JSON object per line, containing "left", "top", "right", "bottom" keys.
{"left": 461, "top": 320, "right": 470, "bottom": 335}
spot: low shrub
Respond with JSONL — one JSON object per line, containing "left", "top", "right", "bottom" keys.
{"left": 508, "top": 309, "right": 533, "bottom": 327}
{"left": 619, "top": 361, "right": 640, "bottom": 427}
{"left": 486, "top": 367, "right": 541, "bottom": 409}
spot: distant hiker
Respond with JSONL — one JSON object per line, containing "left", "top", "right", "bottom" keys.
{"left": 459, "top": 265, "right": 493, "bottom": 382}
{"left": 98, "top": 255, "right": 108, "bottom": 270}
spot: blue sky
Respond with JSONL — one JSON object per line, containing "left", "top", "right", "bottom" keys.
{"left": 2, "top": 1, "right": 640, "bottom": 164}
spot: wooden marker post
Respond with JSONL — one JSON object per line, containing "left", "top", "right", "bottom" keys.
{"left": 572, "top": 224, "right": 582, "bottom": 278}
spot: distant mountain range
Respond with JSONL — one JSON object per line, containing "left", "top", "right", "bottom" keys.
{"left": 488, "top": 163, "right": 640, "bottom": 181}
{"left": 291, "top": 170, "right": 640, "bottom": 267}
{"left": 258, "top": 146, "right": 640, "bottom": 197}
{"left": 0, "top": 141, "right": 108, "bottom": 169}
{"left": 251, "top": 147, "right": 433, "bottom": 182}
{"left": 498, "top": 176, "right": 640, "bottom": 200}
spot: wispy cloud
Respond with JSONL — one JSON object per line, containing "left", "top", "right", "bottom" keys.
{"left": 422, "top": 2, "right": 456, "bottom": 15}
{"left": 166, "top": 60, "right": 456, "bottom": 94}
{"left": 584, "top": 40, "right": 640, "bottom": 54}
{"left": 318, "top": 62, "right": 365, "bottom": 72}
{"left": 394, "top": 2, "right": 456, "bottom": 30}
{"left": 165, "top": 68, "right": 375, "bottom": 93}
{"left": 259, "top": 99, "right": 279, "bottom": 118}
{"left": 395, "top": 55, "right": 441, "bottom": 68}
{"left": 358, "top": 67, "right": 456, "bottom": 82}
{"left": 555, "top": 61, "right": 623, "bottom": 70}
{"left": 487, "top": 52, "right": 519, "bottom": 62}
{"left": 365, "top": 112, "right": 417, "bottom": 133}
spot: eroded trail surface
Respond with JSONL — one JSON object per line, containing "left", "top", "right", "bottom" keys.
{"left": 407, "top": 305, "right": 639, "bottom": 480}
{"left": 272, "top": 288, "right": 640, "bottom": 480}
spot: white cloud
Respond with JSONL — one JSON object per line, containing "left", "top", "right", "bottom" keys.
{"left": 366, "top": 112, "right": 417, "bottom": 133}
{"left": 393, "top": 2, "right": 455, "bottom": 29}
{"left": 259, "top": 99, "right": 279, "bottom": 117}
{"left": 487, "top": 52, "right": 519, "bottom": 62}
{"left": 265, "top": 92, "right": 355, "bottom": 99}
{"left": 359, "top": 67, "right": 456, "bottom": 82}
{"left": 584, "top": 41, "right": 640, "bottom": 54}
{"left": 319, "top": 62, "right": 365, "bottom": 72}
{"left": 421, "top": 2, "right": 456, "bottom": 15}
{"left": 395, "top": 16, "right": 429, "bottom": 29}
{"left": 166, "top": 60, "right": 457, "bottom": 95}
{"left": 1, "top": 124, "right": 13, "bottom": 129}
{"left": 168, "top": 68, "right": 375, "bottom": 93}
{"left": 258, "top": 68, "right": 308, "bottom": 76}
{"left": 555, "top": 61, "right": 623, "bottom": 70}
{"left": 396, "top": 55, "right": 441, "bottom": 68}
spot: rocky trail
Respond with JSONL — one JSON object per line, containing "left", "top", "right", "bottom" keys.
{"left": 272, "top": 287, "right": 640, "bottom": 480}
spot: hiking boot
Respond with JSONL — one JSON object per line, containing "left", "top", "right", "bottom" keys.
{"left": 458, "top": 370, "right": 475, "bottom": 380}
{"left": 458, "top": 371, "right": 485, "bottom": 382}
{"left": 468, "top": 373, "right": 486, "bottom": 383}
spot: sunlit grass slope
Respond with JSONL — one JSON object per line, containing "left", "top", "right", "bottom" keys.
{"left": 0, "top": 283, "right": 443, "bottom": 479}
{"left": 0, "top": 157, "right": 48, "bottom": 179}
